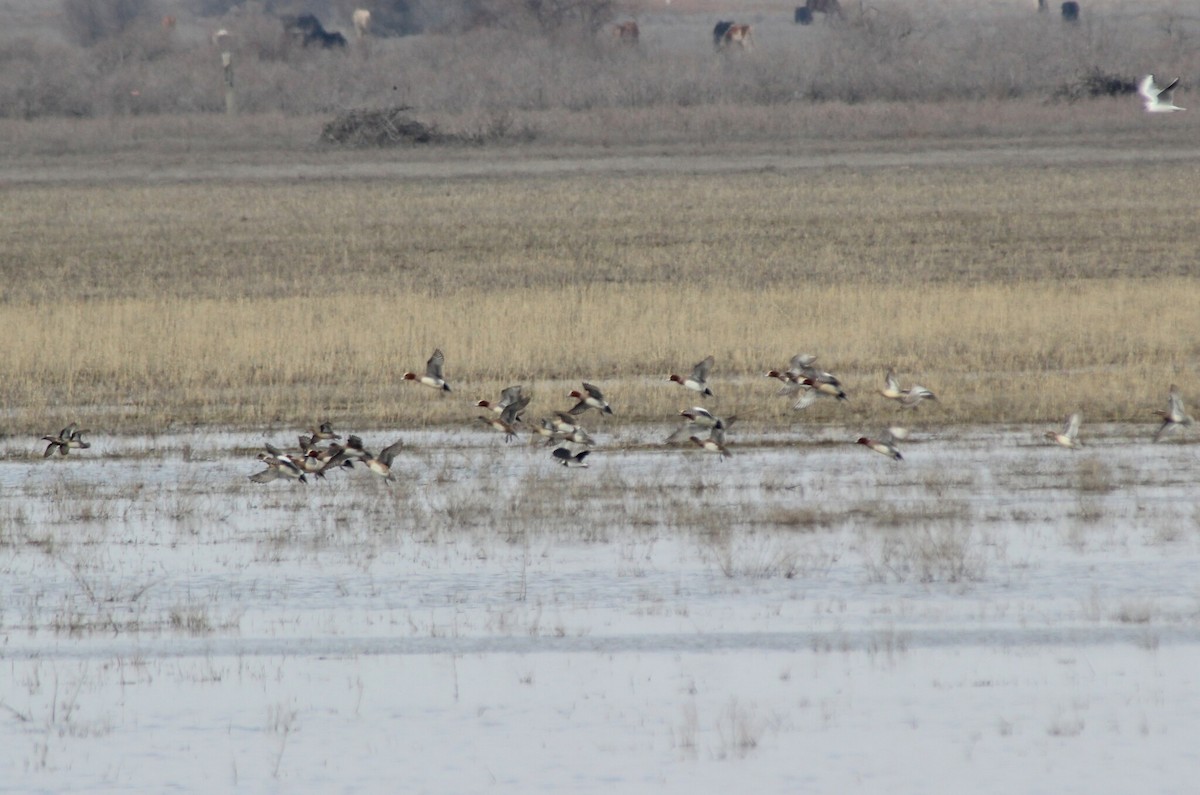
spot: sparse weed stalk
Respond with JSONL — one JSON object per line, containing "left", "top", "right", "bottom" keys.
{"left": 847, "top": 496, "right": 972, "bottom": 533}
{"left": 713, "top": 699, "right": 767, "bottom": 760}
{"left": 168, "top": 605, "right": 214, "bottom": 635}
{"left": 701, "top": 533, "right": 800, "bottom": 580}
{"left": 10, "top": 663, "right": 114, "bottom": 773}
{"left": 0, "top": 501, "right": 31, "bottom": 529}
{"left": 268, "top": 701, "right": 299, "bottom": 779}
{"left": 1072, "top": 494, "right": 1105, "bottom": 526}
{"left": 866, "top": 629, "right": 910, "bottom": 666}
{"left": 47, "top": 555, "right": 157, "bottom": 635}
{"left": 864, "top": 522, "right": 987, "bottom": 584}
{"left": 1111, "top": 600, "right": 1155, "bottom": 625}
{"left": 1046, "top": 714, "right": 1085, "bottom": 737}
{"left": 674, "top": 701, "right": 699, "bottom": 760}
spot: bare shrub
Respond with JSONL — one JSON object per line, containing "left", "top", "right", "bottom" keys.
{"left": 444, "top": 0, "right": 616, "bottom": 38}
{"left": 1054, "top": 67, "right": 1138, "bottom": 102}
{"left": 191, "top": 0, "right": 242, "bottom": 16}
{"left": 224, "top": 5, "right": 301, "bottom": 61}
{"left": 61, "top": 0, "right": 152, "bottom": 47}
{"left": 190, "top": 0, "right": 325, "bottom": 15}
{"left": 511, "top": 0, "right": 616, "bottom": 37}
{"left": 2, "top": 5, "right": 1197, "bottom": 119}
{"left": 96, "top": 46, "right": 230, "bottom": 114}
{"left": 89, "top": 21, "right": 179, "bottom": 74}
{"left": 0, "top": 38, "right": 96, "bottom": 118}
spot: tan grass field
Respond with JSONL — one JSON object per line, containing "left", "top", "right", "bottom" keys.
{"left": 2, "top": 119, "right": 1198, "bottom": 435}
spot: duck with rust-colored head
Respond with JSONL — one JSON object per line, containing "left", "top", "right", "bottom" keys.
{"left": 404, "top": 348, "right": 451, "bottom": 392}
{"left": 669, "top": 355, "right": 715, "bottom": 398}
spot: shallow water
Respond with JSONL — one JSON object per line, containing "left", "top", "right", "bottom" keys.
{"left": 2, "top": 424, "right": 1198, "bottom": 791}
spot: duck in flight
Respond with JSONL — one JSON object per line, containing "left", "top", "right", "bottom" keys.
{"left": 669, "top": 355, "right": 715, "bottom": 398}
{"left": 1044, "top": 412, "right": 1083, "bottom": 449}
{"left": 404, "top": 348, "right": 452, "bottom": 392}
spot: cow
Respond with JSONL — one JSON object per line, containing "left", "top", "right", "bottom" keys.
{"left": 352, "top": 9, "right": 371, "bottom": 38}
{"left": 718, "top": 23, "right": 753, "bottom": 51}
{"left": 285, "top": 14, "right": 348, "bottom": 49}
{"left": 613, "top": 21, "right": 639, "bottom": 44}
{"left": 161, "top": 15, "right": 176, "bottom": 32}
{"left": 806, "top": 0, "right": 845, "bottom": 20}
{"left": 1061, "top": 1, "right": 1079, "bottom": 21}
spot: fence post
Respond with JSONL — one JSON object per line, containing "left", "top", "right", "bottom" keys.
{"left": 222, "top": 51, "right": 236, "bottom": 116}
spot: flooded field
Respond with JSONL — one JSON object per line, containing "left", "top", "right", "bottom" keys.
{"left": 2, "top": 424, "right": 1198, "bottom": 791}
{"left": 4, "top": 0, "right": 1198, "bottom": 785}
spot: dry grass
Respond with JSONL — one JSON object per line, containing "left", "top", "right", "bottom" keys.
{"left": 1, "top": 150, "right": 1197, "bottom": 432}
{"left": 7, "top": 154, "right": 1197, "bottom": 298}
{"left": 3, "top": 280, "right": 1196, "bottom": 431}
{"left": 3, "top": 96, "right": 1200, "bottom": 159}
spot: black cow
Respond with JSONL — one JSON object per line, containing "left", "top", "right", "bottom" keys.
{"left": 286, "top": 14, "right": 348, "bottom": 49}
{"left": 713, "top": 20, "right": 733, "bottom": 49}
{"left": 1061, "top": 1, "right": 1079, "bottom": 21}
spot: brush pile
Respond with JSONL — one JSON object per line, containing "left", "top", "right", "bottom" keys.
{"left": 319, "top": 106, "right": 441, "bottom": 147}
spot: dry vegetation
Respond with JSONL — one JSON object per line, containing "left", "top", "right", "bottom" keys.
{"left": 0, "top": 1, "right": 1197, "bottom": 434}
{"left": 0, "top": 153, "right": 1197, "bottom": 433}
{"left": 0, "top": 0, "right": 1198, "bottom": 119}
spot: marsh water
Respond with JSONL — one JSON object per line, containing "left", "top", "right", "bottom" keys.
{"left": 2, "top": 424, "right": 1197, "bottom": 791}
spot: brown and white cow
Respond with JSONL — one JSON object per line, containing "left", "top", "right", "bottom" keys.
{"left": 613, "top": 21, "right": 639, "bottom": 44}
{"left": 719, "top": 23, "right": 753, "bottom": 51}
